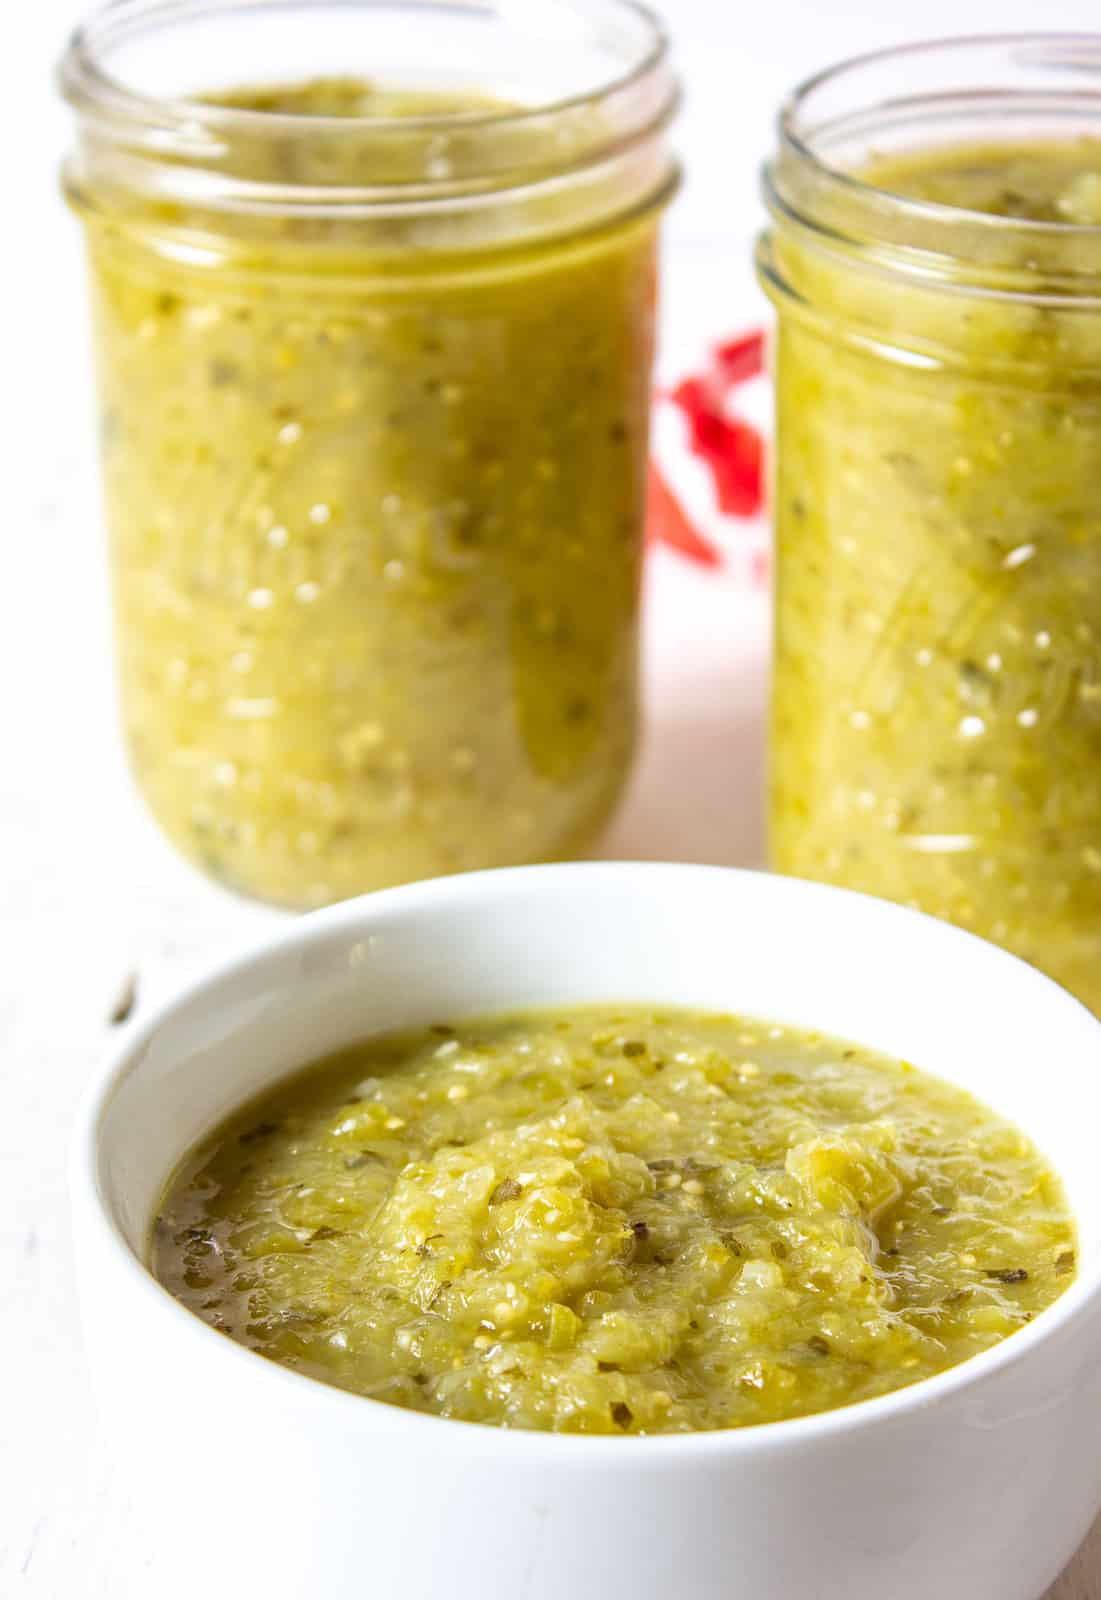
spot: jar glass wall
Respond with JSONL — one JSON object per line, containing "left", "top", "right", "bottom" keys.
{"left": 759, "top": 36, "right": 1101, "bottom": 1014}
{"left": 60, "top": 0, "right": 679, "bottom": 908}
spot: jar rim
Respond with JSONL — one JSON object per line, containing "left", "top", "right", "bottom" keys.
{"left": 59, "top": 0, "right": 677, "bottom": 206}
{"left": 62, "top": 0, "right": 670, "bottom": 127}
{"left": 780, "top": 31, "right": 1101, "bottom": 239}
{"left": 762, "top": 33, "right": 1101, "bottom": 300}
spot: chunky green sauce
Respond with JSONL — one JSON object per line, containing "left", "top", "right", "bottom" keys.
{"left": 76, "top": 80, "right": 660, "bottom": 906}
{"left": 768, "top": 140, "right": 1101, "bottom": 1014}
{"left": 153, "top": 1005, "right": 1074, "bottom": 1434}
{"left": 865, "top": 140, "right": 1101, "bottom": 223}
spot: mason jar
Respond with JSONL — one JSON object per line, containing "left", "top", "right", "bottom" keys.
{"left": 60, "top": 0, "right": 679, "bottom": 908}
{"left": 759, "top": 36, "right": 1101, "bottom": 1013}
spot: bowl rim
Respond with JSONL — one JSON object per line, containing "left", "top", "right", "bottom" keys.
{"left": 74, "top": 860, "right": 1101, "bottom": 1461}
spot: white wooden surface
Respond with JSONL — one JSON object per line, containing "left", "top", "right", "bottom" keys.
{"left": 8, "top": 1, "right": 1101, "bottom": 1593}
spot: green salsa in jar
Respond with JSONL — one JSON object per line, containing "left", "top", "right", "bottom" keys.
{"left": 760, "top": 38, "right": 1101, "bottom": 1014}
{"left": 60, "top": 3, "right": 678, "bottom": 907}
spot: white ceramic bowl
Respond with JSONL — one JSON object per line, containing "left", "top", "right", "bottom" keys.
{"left": 74, "top": 863, "right": 1101, "bottom": 1600}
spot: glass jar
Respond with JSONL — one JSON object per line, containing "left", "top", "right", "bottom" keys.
{"left": 60, "top": 0, "right": 679, "bottom": 908}
{"left": 759, "top": 36, "right": 1101, "bottom": 1013}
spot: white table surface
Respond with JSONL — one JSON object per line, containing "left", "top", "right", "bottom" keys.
{"left": 9, "top": 1, "right": 1101, "bottom": 1593}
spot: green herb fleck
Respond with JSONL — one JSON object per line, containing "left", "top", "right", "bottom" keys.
{"left": 239, "top": 1121, "right": 280, "bottom": 1146}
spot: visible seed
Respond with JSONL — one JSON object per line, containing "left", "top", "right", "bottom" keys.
{"left": 179, "top": 1225, "right": 215, "bottom": 1247}
{"left": 489, "top": 1178, "right": 523, "bottom": 1206}
{"left": 107, "top": 971, "right": 139, "bottom": 1026}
